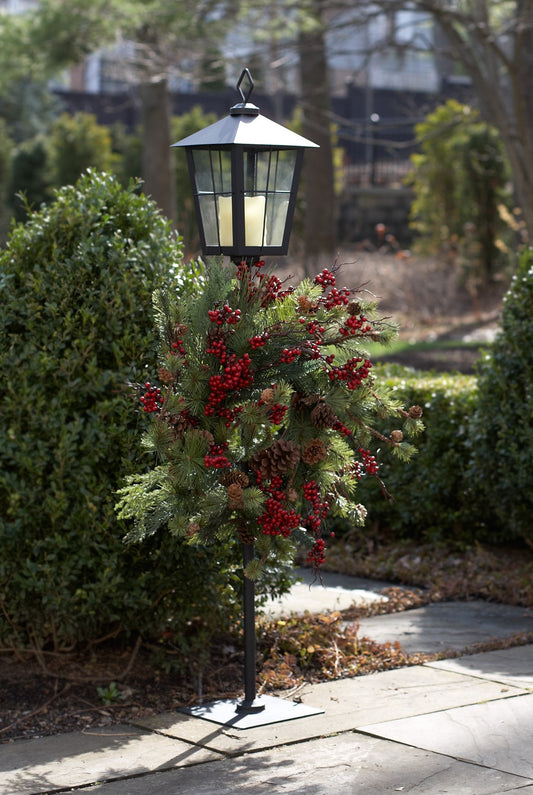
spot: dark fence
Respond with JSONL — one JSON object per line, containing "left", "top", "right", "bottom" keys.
{"left": 53, "top": 79, "right": 472, "bottom": 187}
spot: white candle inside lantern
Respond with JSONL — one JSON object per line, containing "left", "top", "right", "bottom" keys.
{"left": 244, "top": 195, "right": 266, "bottom": 246}
{"left": 217, "top": 196, "right": 233, "bottom": 247}
{"left": 217, "top": 195, "right": 266, "bottom": 247}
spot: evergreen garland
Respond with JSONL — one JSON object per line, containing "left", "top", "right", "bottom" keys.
{"left": 116, "top": 259, "right": 423, "bottom": 576}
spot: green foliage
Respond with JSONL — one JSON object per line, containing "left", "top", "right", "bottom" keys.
{"left": 109, "top": 123, "right": 142, "bottom": 188}
{"left": 48, "top": 112, "right": 119, "bottom": 188}
{"left": 468, "top": 247, "right": 533, "bottom": 545}
{"left": 0, "top": 118, "right": 13, "bottom": 241}
{"left": 357, "top": 367, "right": 480, "bottom": 544}
{"left": 8, "top": 137, "right": 50, "bottom": 222}
{"left": 97, "top": 681, "right": 123, "bottom": 705}
{"left": 409, "top": 100, "right": 512, "bottom": 284}
{"left": 0, "top": 170, "right": 227, "bottom": 651}
{"left": 117, "top": 260, "right": 422, "bottom": 575}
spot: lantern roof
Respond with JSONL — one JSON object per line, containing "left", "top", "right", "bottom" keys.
{"left": 172, "top": 68, "right": 318, "bottom": 151}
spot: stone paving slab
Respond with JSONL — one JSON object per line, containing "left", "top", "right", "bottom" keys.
{"left": 0, "top": 725, "right": 222, "bottom": 795}
{"left": 356, "top": 600, "right": 533, "bottom": 654}
{"left": 135, "top": 663, "right": 526, "bottom": 755}
{"left": 263, "top": 567, "right": 390, "bottom": 617}
{"left": 69, "top": 732, "right": 533, "bottom": 794}
{"left": 426, "top": 644, "right": 533, "bottom": 689}
{"left": 359, "top": 691, "right": 533, "bottom": 780}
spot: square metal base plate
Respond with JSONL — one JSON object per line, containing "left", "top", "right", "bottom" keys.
{"left": 179, "top": 694, "right": 324, "bottom": 729}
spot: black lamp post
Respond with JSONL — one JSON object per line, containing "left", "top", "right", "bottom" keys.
{"left": 172, "top": 69, "right": 324, "bottom": 729}
{"left": 172, "top": 68, "right": 318, "bottom": 261}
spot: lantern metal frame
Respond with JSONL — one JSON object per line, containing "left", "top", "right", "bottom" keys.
{"left": 172, "top": 68, "right": 318, "bottom": 259}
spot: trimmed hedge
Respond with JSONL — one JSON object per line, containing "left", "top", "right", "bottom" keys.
{"left": 357, "top": 367, "right": 482, "bottom": 544}
{"left": 358, "top": 246, "right": 532, "bottom": 550}
{"left": 0, "top": 170, "right": 242, "bottom": 653}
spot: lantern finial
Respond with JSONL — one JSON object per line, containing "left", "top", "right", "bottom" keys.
{"left": 237, "top": 68, "right": 254, "bottom": 103}
{"left": 231, "top": 68, "right": 259, "bottom": 117}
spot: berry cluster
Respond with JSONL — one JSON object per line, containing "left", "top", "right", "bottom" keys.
{"left": 322, "top": 286, "right": 351, "bottom": 310}
{"left": 140, "top": 382, "right": 163, "bottom": 413}
{"left": 206, "top": 335, "right": 228, "bottom": 363}
{"left": 208, "top": 304, "right": 241, "bottom": 326}
{"left": 268, "top": 403, "right": 288, "bottom": 425}
{"left": 332, "top": 419, "right": 353, "bottom": 437}
{"left": 339, "top": 315, "right": 372, "bottom": 337}
{"left": 359, "top": 447, "right": 379, "bottom": 476}
{"left": 205, "top": 353, "right": 254, "bottom": 417}
{"left": 171, "top": 338, "right": 187, "bottom": 356}
{"left": 217, "top": 405, "right": 244, "bottom": 426}
{"left": 204, "top": 443, "right": 231, "bottom": 469}
{"left": 303, "top": 339, "right": 322, "bottom": 360}
{"left": 280, "top": 347, "right": 302, "bottom": 363}
{"left": 307, "top": 538, "right": 326, "bottom": 568}
{"left": 257, "top": 498, "right": 301, "bottom": 536}
{"left": 314, "top": 268, "right": 336, "bottom": 287}
{"left": 248, "top": 333, "right": 269, "bottom": 350}
{"left": 305, "top": 320, "right": 325, "bottom": 336}
{"left": 302, "top": 479, "right": 330, "bottom": 533}
{"left": 256, "top": 475, "right": 302, "bottom": 537}
{"left": 328, "top": 357, "right": 372, "bottom": 389}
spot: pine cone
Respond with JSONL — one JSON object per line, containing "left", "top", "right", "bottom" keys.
{"left": 302, "top": 438, "right": 328, "bottom": 464}
{"left": 356, "top": 504, "right": 367, "bottom": 521}
{"left": 159, "top": 410, "right": 196, "bottom": 436}
{"left": 250, "top": 439, "right": 300, "bottom": 480}
{"left": 347, "top": 300, "right": 362, "bottom": 315}
{"left": 291, "top": 392, "right": 320, "bottom": 412}
{"left": 390, "top": 430, "right": 404, "bottom": 444}
{"left": 174, "top": 322, "right": 188, "bottom": 337}
{"left": 260, "top": 388, "right": 275, "bottom": 405}
{"left": 409, "top": 405, "right": 423, "bottom": 419}
{"left": 186, "top": 522, "right": 200, "bottom": 537}
{"left": 302, "top": 393, "right": 321, "bottom": 406}
{"left": 227, "top": 483, "right": 244, "bottom": 508}
{"left": 310, "top": 400, "right": 337, "bottom": 428}
{"left": 158, "top": 367, "right": 174, "bottom": 384}
{"left": 291, "top": 392, "right": 305, "bottom": 412}
{"left": 297, "top": 294, "right": 313, "bottom": 312}
{"left": 238, "top": 526, "right": 255, "bottom": 544}
{"left": 220, "top": 471, "right": 249, "bottom": 488}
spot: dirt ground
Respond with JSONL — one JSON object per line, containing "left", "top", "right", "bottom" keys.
{"left": 0, "top": 252, "right": 508, "bottom": 744}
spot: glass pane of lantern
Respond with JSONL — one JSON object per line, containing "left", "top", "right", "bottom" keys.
{"left": 198, "top": 194, "right": 219, "bottom": 247}
{"left": 266, "top": 151, "right": 297, "bottom": 246}
{"left": 266, "top": 194, "right": 290, "bottom": 246}
{"left": 240, "top": 149, "right": 298, "bottom": 248}
{"left": 192, "top": 149, "right": 232, "bottom": 194}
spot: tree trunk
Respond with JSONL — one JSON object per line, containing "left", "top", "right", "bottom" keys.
{"left": 139, "top": 77, "right": 177, "bottom": 225}
{"left": 298, "top": 1, "right": 337, "bottom": 273}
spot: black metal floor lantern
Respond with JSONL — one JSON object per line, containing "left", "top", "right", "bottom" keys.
{"left": 172, "top": 67, "right": 318, "bottom": 260}
{"left": 173, "top": 69, "right": 323, "bottom": 729}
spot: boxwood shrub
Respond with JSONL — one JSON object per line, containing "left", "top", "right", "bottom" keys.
{"left": 0, "top": 170, "right": 247, "bottom": 654}
{"left": 468, "top": 247, "right": 533, "bottom": 546}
